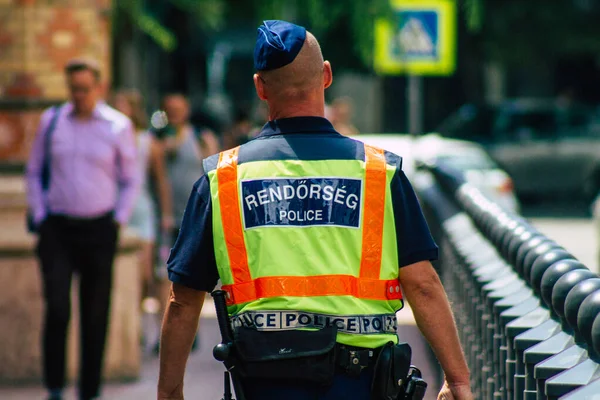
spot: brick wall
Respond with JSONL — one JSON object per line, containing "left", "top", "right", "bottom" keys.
{"left": 0, "top": 0, "right": 112, "bottom": 164}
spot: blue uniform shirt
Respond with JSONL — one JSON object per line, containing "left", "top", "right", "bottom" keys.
{"left": 167, "top": 117, "right": 438, "bottom": 292}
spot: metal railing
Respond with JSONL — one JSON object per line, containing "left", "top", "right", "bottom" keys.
{"left": 414, "top": 163, "right": 600, "bottom": 400}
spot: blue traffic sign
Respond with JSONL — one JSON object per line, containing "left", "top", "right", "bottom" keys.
{"left": 375, "top": 0, "right": 457, "bottom": 76}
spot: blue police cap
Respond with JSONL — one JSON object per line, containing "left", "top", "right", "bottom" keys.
{"left": 254, "top": 20, "right": 307, "bottom": 71}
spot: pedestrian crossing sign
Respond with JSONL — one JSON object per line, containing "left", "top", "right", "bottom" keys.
{"left": 375, "top": 0, "right": 457, "bottom": 76}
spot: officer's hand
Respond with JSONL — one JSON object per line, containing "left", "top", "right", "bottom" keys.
{"left": 437, "top": 381, "right": 473, "bottom": 400}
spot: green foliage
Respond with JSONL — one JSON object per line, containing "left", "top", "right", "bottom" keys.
{"left": 114, "top": 0, "right": 177, "bottom": 52}
{"left": 113, "top": 0, "right": 395, "bottom": 68}
{"left": 482, "top": 0, "right": 600, "bottom": 65}
{"left": 168, "top": 0, "right": 226, "bottom": 30}
{"left": 118, "top": 0, "right": 600, "bottom": 69}
{"left": 225, "top": 0, "right": 395, "bottom": 67}
{"left": 461, "top": 0, "right": 600, "bottom": 65}
{"left": 463, "top": 0, "right": 483, "bottom": 33}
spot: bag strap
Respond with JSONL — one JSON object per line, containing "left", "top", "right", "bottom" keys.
{"left": 40, "top": 105, "right": 61, "bottom": 191}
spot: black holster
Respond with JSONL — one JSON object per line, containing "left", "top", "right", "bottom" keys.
{"left": 403, "top": 367, "right": 428, "bottom": 399}
{"left": 371, "top": 342, "right": 427, "bottom": 400}
{"left": 371, "top": 342, "right": 412, "bottom": 400}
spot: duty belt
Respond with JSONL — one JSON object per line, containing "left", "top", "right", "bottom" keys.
{"left": 231, "top": 310, "right": 398, "bottom": 335}
{"left": 336, "top": 344, "right": 381, "bottom": 377}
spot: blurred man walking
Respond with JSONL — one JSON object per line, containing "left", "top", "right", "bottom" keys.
{"left": 26, "top": 58, "right": 139, "bottom": 400}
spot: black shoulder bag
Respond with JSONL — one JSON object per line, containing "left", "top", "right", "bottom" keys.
{"left": 211, "top": 290, "right": 339, "bottom": 400}
{"left": 26, "top": 106, "right": 60, "bottom": 233}
{"left": 234, "top": 325, "right": 338, "bottom": 385}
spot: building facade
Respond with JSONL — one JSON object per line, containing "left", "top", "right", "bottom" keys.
{"left": 0, "top": 0, "right": 112, "bottom": 166}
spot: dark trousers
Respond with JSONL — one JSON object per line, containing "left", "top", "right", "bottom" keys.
{"left": 243, "top": 369, "right": 375, "bottom": 400}
{"left": 37, "top": 213, "right": 118, "bottom": 400}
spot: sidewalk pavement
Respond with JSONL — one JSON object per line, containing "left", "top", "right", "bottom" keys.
{"left": 0, "top": 303, "right": 440, "bottom": 400}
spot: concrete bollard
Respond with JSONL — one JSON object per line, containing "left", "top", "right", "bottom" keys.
{"left": 503, "top": 248, "right": 574, "bottom": 400}
{"left": 558, "top": 377, "right": 600, "bottom": 399}
{"left": 515, "top": 264, "right": 593, "bottom": 398}
{"left": 544, "top": 294, "right": 600, "bottom": 398}
{"left": 534, "top": 285, "right": 600, "bottom": 398}
{"left": 493, "top": 286, "right": 536, "bottom": 399}
{"left": 510, "top": 233, "right": 546, "bottom": 276}
{"left": 417, "top": 165, "right": 600, "bottom": 400}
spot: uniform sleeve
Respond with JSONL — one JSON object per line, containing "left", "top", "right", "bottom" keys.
{"left": 167, "top": 174, "right": 219, "bottom": 292}
{"left": 391, "top": 169, "right": 439, "bottom": 267}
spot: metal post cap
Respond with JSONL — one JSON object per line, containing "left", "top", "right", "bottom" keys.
{"left": 591, "top": 312, "right": 600, "bottom": 362}
{"left": 551, "top": 270, "right": 598, "bottom": 320}
{"left": 489, "top": 215, "right": 510, "bottom": 247}
{"left": 493, "top": 216, "right": 524, "bottom": 250}
{"left": 500, "top": 224, "right": 528, "bottom": 261}
{"left": 522, "top": 244, "right": 566, "bottom": 286}
{"left": 509, "top": 231, "right": 543, "bottom": 272}
{"left": 482, "top": 206, "right": 500, "bottom": 231}
{"left": 564, "top": 281, "right": 600, "bottom": 340}
{"left": 473, "top": 203, "right": 488, "bottom": 228}
{"left": 455, "top": 186, "right": 470, "bottom": 203}
{"left": 468, "top": 192, "right": 496, "bottom": 228}
{"left": 577, "top": 291, "right": 600, "bottom": 350}
{"left": 522, "top": 239, "right": 557, "bottom": 264}
{"left": 531, "top": 254, "right": 579, "bottom": 295}
{"left": 493, "top": 216, "right": 513, "bottom": 242}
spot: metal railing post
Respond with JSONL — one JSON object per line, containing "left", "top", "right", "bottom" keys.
{"left": 414, "top": 163, "right": 600, "bottom": 399}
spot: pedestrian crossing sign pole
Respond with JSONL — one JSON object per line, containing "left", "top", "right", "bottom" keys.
{"left": 374, "top": 0, "right": 457, "bottom": 134}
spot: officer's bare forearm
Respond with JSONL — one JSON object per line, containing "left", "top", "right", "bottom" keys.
{"left": 399, "top": 261, "right": 470, "bottom": 385}
{"left": 158, "top": 283, "right": 205, "bottom": 399}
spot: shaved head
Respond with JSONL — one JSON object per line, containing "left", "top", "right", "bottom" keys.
{"left": 254, "top": 30, "right": 332, "bottom": 120}
{"left": 259, "top": 32, "right": 326, "bottom": 100}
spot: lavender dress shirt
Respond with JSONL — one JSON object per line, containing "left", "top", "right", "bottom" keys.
{"left": 26, "top": 102, "right": 139, "bottom": 225}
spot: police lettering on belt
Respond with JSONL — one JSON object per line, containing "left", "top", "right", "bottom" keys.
{"left": 157, "top": 19, "right": 474, "bottom": 400}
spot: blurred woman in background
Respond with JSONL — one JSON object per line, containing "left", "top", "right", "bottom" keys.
{"left": 160, "top": 93, "right": 219, "bottom": 239}
{"left": 111, "top": 89, "right": 174, "bottom": 350}
{"left": 153, "top": 93, "right": 221, "bottom": 353}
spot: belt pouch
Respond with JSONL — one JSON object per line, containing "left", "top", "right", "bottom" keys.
{"left": 371, "top": 342, "right": 412, "bottom": 400}
{"left": 234, "top": 326, "right": 337, "bottom": 385}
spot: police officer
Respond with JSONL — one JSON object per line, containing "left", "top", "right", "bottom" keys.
{"left": 157, "top": 20, "right": 473, "bottom": 400}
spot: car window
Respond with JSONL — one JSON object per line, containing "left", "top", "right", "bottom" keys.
{"left": 436, "top": 104, "right": 495, "bottom": 142}
{"left": 494, "top": 110, "right": 557, "bottom": 142}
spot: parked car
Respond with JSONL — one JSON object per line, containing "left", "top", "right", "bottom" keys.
{"left": 435, "top": 98, "right": 600, "bottom": 202}
{"left": 356, "top": 134, "right": 520, "bottom": 213}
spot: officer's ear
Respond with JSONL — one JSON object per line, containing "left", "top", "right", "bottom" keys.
{"left": 254, "top": 74, "right": 267, "bottom": 101}
{"left": 323, "top": 61, "right": 333, "bottom": 89}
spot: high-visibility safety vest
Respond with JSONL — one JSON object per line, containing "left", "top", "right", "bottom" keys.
{"left": 206, "top": 144, "right": 404, "bottom": 349}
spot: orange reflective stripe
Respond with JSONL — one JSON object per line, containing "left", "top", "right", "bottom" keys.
{"left": 359, "top": 145, "right": 387, "bottom": 280}
{"left": 217, "top": 147, "right": 252, "bottom": 284}
{"left": 222, "top": 275, "right": 403, "bottom": 305}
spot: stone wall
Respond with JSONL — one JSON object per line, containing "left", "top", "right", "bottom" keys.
{"left": 0, "top": 175, "right": 142, "bottom": 384}
{"left": 0, "top": 0, "right": 112, "bottom": 165}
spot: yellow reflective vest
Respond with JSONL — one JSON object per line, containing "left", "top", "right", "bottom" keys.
{"left": 206, "top": 144, "right": 403, "bottom": 348}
